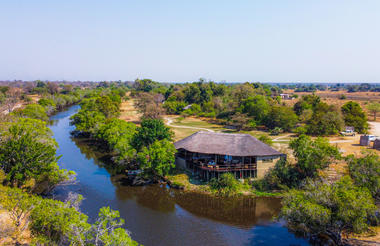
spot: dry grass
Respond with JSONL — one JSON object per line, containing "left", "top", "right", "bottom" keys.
{"left": 283, "top": 89, "right": 380, "bottom": 122}
{"left": 347, "top": 226, "right": 380, "bottom": 245}
{"left": 119, "top": 98, "right": 141, "bottom": 124}
{"left": 28, "top": 94, "right": 41, "bottom": 103}
{"left": 0, "top": 209, "right": 31, "bottom": 245}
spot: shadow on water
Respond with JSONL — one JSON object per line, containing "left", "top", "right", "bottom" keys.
{"left": 49, "top": 105, "right": 310, "bottom": 246}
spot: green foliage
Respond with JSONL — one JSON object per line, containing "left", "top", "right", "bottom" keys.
{"left": 137, "top": 139, "right": 176, "bottom": 178}
{"left": 96, "top": 95, "right": 121, "bottom": 118}
{"left": 290, "top": 135, "right": 340, "bottom": 179}
{"left": 239, "top": 95, "right": 271, "bottom": 124}
{"left": 0, "top": 186, "right": 35, "bottom": 228}
{"left": 307, "top": 102, "right": 344, "bottom": 136}
{"left": 38, "top": 98, "right": 56, "bottom": 107}
{"left": 30, "top": 195, "right": 90, "bottom": 244}
{"left": 347, "top": 152, "right": 380, "bottom": 201}
{"left": 0, "top": 119, "right": 70, "bottom": 191}
{"left": 29, "top": 195, "right": 139, "bottom": 245}
{"left": 280, "top": 177, "right": 377, "bottom": 240}
{"left": 258, "top": 135, "right": 273, "bottom": 146}
{"left": 13, "top": 104, "right": 48, "bottom": 121}
{"left": 131, "top": 118, "right": 173, "bottom": 151}
{"left": 70, "top": 93, "right": 121, "bottom": 135}
{"left": 265, "top": 105, "right": 298, "bottom": 131}
{"left": 341, "top": 101, "right": 368, "bottom": 133}
{"left": 368, "top": 102, "right": 380, "bottom": 121}
{"left": 163, "top": 100, "right": 186, "bottom": 114}
{"left": 209, "top": 173, "right": 243, "bottom": 196}
{"left": 293, "top": 94, "right": 320, "bottom": 116}
{"left": 96, "top": 119, "right": 136, "bottom": 150}
{"left": 134, "top": 78, "right": 160, "bottom": 92}
{"left": 257, "top": 135, "right": 341, "bottom": 191}
{"left": 294, "top": 126, "right": 307, "bottom": 135}
{"left": 71, "top": 110, "right": 106, "bottom": 135}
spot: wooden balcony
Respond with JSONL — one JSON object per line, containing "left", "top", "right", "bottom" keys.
{"left": 189, "top": 159, "right": 257, "bottom": 172}
{"left": 197, "top": 163, "right": 257, "bottom": 172}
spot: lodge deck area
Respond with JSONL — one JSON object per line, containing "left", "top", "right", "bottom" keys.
{"left": 177, "top": 151, "right": 258, "bottom": 180}
{"left": 174, "top": 131, "right": 284, "bottom": 180}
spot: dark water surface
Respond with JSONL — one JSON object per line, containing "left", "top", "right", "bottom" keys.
{"left": 49, "top": 105, "right": 309, "bottom": 246}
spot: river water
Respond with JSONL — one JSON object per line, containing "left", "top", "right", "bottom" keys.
{"left": 49, "top": 105, "right": 309, "bottom": 246}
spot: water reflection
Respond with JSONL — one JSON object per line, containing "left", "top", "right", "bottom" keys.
{"left": 49, "top": 105, "right": 310, "bottom": 246}
{"left": 111, "top": 177, "right": 281, "bottom": 228}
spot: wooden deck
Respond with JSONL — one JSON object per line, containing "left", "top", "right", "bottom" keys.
{"left": 185, "top": 159, "right": 258, "bottom": 180}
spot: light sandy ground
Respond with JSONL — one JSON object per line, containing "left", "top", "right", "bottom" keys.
{"left": 1, "top": 102, "right": 23, "bottom": 115}
{"left": 369, "top": 122, "right": 380, "bottom": 136}
{"left": 119, "top": 99, "right": 141, "bottom": 123}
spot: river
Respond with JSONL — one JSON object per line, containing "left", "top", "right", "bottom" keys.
{"left": 49, "top": 105, "right": 310, "bottom": 246}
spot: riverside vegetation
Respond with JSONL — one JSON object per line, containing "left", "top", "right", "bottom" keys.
{"left": 1, "top": 80, "right": 380, "bottom": 245}
{"left": 0, "top": 84, "right": 139, "bottom": 245}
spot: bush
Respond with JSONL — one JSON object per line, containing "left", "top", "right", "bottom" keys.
{"left": 347, "top": 152, "right": 380, "bottom": 201}
{"left": 294, "top": 126, "right": 307, "bottom": 135}
{"left": 13, "top": 104, "right": 48, "bottom": 121}
{"left": 209, "top": 173, "right": 242, "bottom": 196}
{"left": 280, "top": 177, "right": 377, "bottom": 244}
{"left": 258, "top": 135, "right": 273, "bottom": 146}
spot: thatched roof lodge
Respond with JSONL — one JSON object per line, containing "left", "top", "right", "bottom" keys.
{"left": 174, "top": 131, "right": 285, "bottom": 180}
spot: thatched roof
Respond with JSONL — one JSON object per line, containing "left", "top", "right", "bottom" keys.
{"left": 174, "top": 131, "right": 282, "bottom": 157}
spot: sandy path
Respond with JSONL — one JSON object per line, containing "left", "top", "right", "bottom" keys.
{"left": 369, "top": 122, "right": 380, "bottom": 136}
{"left": 165, "top": 117, "right": 214, "bottom": 132}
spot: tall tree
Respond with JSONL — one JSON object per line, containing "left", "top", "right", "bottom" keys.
{"left": 0, "top": 119, "right": 70, "bottom": 191}
{"left": 280, "top": 177, "right": 377, "bottom": 245}
{"left": 368, "top": 102, "right": 380, "bottom": 121}
{"left": 289, "top": 135, "right": 340, "bottom": 179}
{"left": 347, "top": 152, "right": 380, "bottom": 201}
{"left": 131, "top": 118, "right": 173, "bottom": 151}
{"left": 137, "top": 139, "right": 176, "bottom": 178}
{"left": 341, "top": 101, "right": 368, "bottom": 133}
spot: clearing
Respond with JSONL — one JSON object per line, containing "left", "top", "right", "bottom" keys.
{"left": 119, "top": 98, "right": 141, "bottom": 123}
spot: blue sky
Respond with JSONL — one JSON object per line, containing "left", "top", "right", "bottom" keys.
{"left": 1, "top": 0, "right": 379, "bottom": 82}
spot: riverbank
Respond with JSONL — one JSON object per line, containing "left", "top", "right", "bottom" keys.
{"left": 165, "top": 168, "right": 282, "bottom": 198}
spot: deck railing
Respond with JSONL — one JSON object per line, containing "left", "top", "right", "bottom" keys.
{"left": 193, "top": 162, "right": 257, "bottom": 172}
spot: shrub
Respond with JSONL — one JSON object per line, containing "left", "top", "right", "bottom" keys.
{"left": 258, "top": 135, "right": 273, "bottom": 146}
{"left": 209, "top": 173, "right": 241, "bottom": 196}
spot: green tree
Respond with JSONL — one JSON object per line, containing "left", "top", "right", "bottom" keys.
{"left": 341, "top": 101, "right": 368, "bottom": 133}
{"left": 70, "top": 110, "right": 106, "bottom": 135}
{"left": 92, "top": 206, "right": 139, "bottom": 246}
{"left": 293, "top": 94, "right": 320, "bottom": 116}
{"left": 280, "top": 177, "right": 377, "bottom": 244}
{"left": 368, "top": 102, "right": 380, "bottom": 121}
{"left": 209, "top": 173, "right": 241, "bottom": 196}
{"left": 258, "top": 135, "right": 273, "bottom": 146}
{"left": 307, "top": 103, "right": 344, "bottom": 136}
{"left": 13, "top": 104, "right": 48, "bottom": 121}
{"left": 96, "top": 95, "right": 120, "bottom": 118}
{"left": 131, "top": 118, "right": 173, "bottom": 151}
{"left": 0, "top": 119, "right": 70, "bottom": 191}
{"left": 239, "top": 95, "right": 271, "bottom": 124}
{"left": 137, "top": 139, "right": 176, "bottom": 178}
{"left": 265, "top": 105, "right": 298, "bottom": 131}
{"left": 0, "top": 186, "right": 35, "bottom": 228}
{"left": 347, "top": 152, "right": 380, "bottom": 201}
{"left": 96, "top": 119, "right": 136, "bottom": 150}
{"left": 289, "top": 135, "right": 340, "bottom": 180}
{"left": 30, "top": 195, "right": 91, "bottom": 244}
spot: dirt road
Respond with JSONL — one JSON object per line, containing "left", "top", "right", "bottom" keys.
{"left": 369, "top": 122, "right": 380, "bottom": 136}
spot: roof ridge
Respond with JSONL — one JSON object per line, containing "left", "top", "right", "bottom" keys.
{"left": 196, "top": 131, "right": 254, "bottom": 137}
